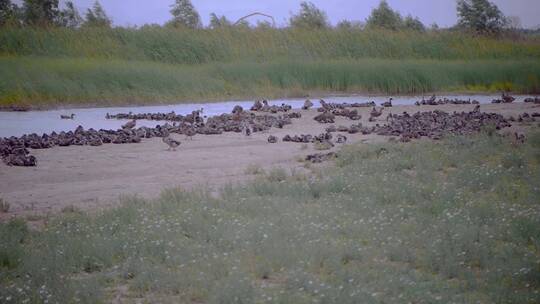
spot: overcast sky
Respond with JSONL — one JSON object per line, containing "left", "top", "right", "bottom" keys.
{"left": 54, "top": 0, "right": 540, "bottom": 28}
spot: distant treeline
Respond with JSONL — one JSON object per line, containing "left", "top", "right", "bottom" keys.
{"left": 0, "top": 0, "right": 537, "bottom": 35}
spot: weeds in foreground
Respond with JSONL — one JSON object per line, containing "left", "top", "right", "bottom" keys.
{"left": 244, "top": 164, "right": 265, "bottom": 175}
{"left": 0, "top": 198, "right": 9, "bottom": 213}
{"left": 0, "top": 133, "right": 539, "bottom": 303}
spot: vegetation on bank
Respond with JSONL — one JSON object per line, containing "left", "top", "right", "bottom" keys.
{"left": 1, "top": 56, "right": 539, "bottom": 107}
{"left": 1, "top": 132, "right": 539, "bottom": 303}
{"left": 1, "top": 0, "right": 539, "bottom": 107}
{"left": 1, "top": 28, "right": 539, "bottom": 64}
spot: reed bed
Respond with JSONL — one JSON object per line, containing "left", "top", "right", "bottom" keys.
{"left": 1, "top": 57, "right": 539, "bottom": 107}
{"left": 1, "top": 27, "right": 540, "bottom": 63}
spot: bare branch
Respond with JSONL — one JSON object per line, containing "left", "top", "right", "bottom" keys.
{"left": 234, "top": 12, "right": 275, "bottom": 27}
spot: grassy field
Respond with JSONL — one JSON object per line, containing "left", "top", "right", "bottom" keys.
{"left": 1, "top": 27, "right": 540, "bottom": 108}
{"left": 1, "top": 132, "right": 539, "bottom": 303}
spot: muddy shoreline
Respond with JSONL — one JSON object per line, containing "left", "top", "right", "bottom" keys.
{"left": 0, "top": 102, "right": 538, "bottom": 221}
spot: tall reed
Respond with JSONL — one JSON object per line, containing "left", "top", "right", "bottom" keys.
{"left": 1, "top": 57, "right": 538, "bottom": 107}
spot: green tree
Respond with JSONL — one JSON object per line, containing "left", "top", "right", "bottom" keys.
{"left": 255, "top": 20, "right": 273, "bottom": 30}
{"left": 22, "top": 0, "right": 60, "bottom": 26}
{"left": 84, "top": 1, "right": 111, "bottom": 28}
{"left": 404, "top": 15, "right": 425, "bottom": 31}
{"left": 168, "top": 0, "right": 201, "bottom": 29}
{"left": 59, "top": 1, "right": 82, "bottom": 28}
{"left": 366, "top": 0, "right": 403, "bottom": 30}
{"left": 457, "top": 0, "right": 507, "bottom": 34}
{"left": 209, "top": 13, "right": 231, "bottom": 29}
{"left": 336, "top": 20, "right": 364, "bottom": 30}
{"left": 290, "top": 1, "right": 329, "bottom": 29}
{"left": 0, "top": 0, "right": 19, "bottom": 26}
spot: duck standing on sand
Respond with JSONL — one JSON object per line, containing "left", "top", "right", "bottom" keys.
{"left": 302, "top": 99, "right": 314, "bottom": 110}
{"left": 242, "top": 122, "right": 252, "bottom": 136}
{"left": 122, "top": 119, "right": 136, "bottom": 129}
{"left": 369, "top": 107, "right": 384, "bottom": 121}
{"left": 162, "top": 131, "right": 181, "bottom": 151}
{"left": 251, "top": 100, "right": 263, "bottom": 111}
{"left": 183, "top": 126, "right": 197, "bottom": 140}
{"left": 60, "top": 114, "right": 75, "bottom": 119}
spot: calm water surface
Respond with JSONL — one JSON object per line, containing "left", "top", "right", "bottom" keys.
{"left": 0, "top": 95, "right": 532, "bottom": 137}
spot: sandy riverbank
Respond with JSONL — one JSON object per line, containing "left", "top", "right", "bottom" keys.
{"left": 0, "top": 102, "right": 538, "bottom": 220}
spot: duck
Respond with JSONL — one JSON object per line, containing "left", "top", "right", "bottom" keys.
{"left": 302, "top": 99, "right": 314, "bottom": 110}
{"left": 370, "top": 107, "right": 384, "bottom": 120}
{"left": 336, "top": 134, "right": 348, "bottom": 144}
{"left": 381, "top": 98, "right": 393, "bottom": 107}
{"left": 60, "top": 113, "right": 75, "bottom": 119}
{"left": 122, "top": 119, "right": 136, "bottom": 129}
{"left": 183, "top": 126, "right": 197, "bottom": 140}
{"left": 261, "top": 100, "right": 270, "bottom": 112}
{"left": 267, "top": 135, "right": 278, "bottom": 143}
{"left": 242, "top": 122, "right": 252, "bottom": 136}
{"left": 232, "top": 105, "right": 244, "bottom": 114}
{"left": 162, "top": 131, "right": 181, "bottom": 151}
{"left": 502, "top": 92, "right": 515, "bottom": 103}
{"left": 251, "top": 100, "right": 263, "bottom": 111}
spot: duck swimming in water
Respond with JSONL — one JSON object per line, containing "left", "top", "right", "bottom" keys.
{"left": 381, "top": 98, "right": 393, "bottom": 108}
{"left": 60, "top": 114, "right": 75, "bottom": 119}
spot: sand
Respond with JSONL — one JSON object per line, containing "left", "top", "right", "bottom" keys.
{"left": 0, "top": 102, "right": 538, "bottom": 220}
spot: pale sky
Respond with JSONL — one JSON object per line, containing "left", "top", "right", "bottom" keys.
{"left": 34, "top": 0, "right": 540, "bottom": 28}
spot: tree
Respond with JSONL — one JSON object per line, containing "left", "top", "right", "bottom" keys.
{"left": 22, "top": 0, "right": 60, "bottom": 26}
{"left": 255, "top": 20, "right": 273, "bottom": 30}
{"left": 168, "top": 0, "right": 201, "bottom": 29}
{"left": 366, "top": 0, "right": 403, "bottom": 30}
{"left": 84, "top": 1, "right": 111, "bottom": 28}
{"left": 209, "top": 13, "right": 231, "bottom": 29}
{"left": 0, "top": 0, "right": 19, "bottom": 26}
{"left": 404, "top": 15, "right": 425, "bottom": 31}
{"left": 456, "top": 0, "right": 508, "bottom": 34}
{"left": 506, "top": 16, "right": 521, "bottom": 30}
{"left": 59, "top": 1, "right": 82, "bottom": 28}
{"left": 336, "top": 20, "right": 364, "bottom": 30}
{"left": 290, "top": 1, "right": 329, "bottom": 29}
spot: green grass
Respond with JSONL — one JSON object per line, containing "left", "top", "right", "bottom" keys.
{"left": 1, "top": 57, "right": 539, "bottom": 107}
{"left": 1, "top": 27, "right": 540, "bottom": 107}
{"left": 2, "top": 28, "right": 540, "bottom": 63}
{"left": 1, "top": 132, "right": 539, "bottom": 303}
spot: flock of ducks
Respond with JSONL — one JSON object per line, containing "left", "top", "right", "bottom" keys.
{"left": 2, "top": 95, "right": 537, "bottom": 167}
{"left": 415, "top": 95, "right": 480, "bottom": 106}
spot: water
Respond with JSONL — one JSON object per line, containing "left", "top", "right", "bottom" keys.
{"left": 0, "top": 94, "right": 531, "bottom": 138}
